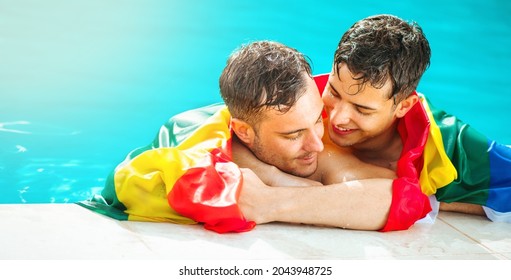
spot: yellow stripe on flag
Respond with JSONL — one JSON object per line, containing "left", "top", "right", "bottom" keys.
{"left": 419, "top": 97, "right": 458, "bottom": 195}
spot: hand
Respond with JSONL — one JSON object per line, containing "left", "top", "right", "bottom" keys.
{"left": 238, "top": 168, "right": 272, "bottom": 224}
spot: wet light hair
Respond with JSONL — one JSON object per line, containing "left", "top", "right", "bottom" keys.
{"left": 219, "top": 40, "right": 313, "bottom": 126}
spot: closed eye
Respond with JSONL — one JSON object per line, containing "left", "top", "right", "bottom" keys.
{"left": 280, "top": 130, "right": 303, "bottom": 141}
{"left": 328, "top": 82, "right": 376, "bottom": 115}
{"left": 326, "top": 85, "right": 340, "bottom": 98}
{"left": 355, "top": 106, "right": 373, "bottom": 115}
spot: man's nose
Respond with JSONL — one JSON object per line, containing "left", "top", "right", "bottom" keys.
{"left": 305, "top": 129, "right": 324, "bottom": 153}
{"left": 330, "top": 101, "right": 351, "bottom": 125}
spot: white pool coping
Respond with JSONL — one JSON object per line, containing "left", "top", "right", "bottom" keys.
{"left": 1, "top": 203, "right": 510, "bottom": 260}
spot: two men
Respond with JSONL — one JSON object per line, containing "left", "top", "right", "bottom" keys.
{"left": 79, "top": 39, "right": 399, "bottom": 233}
{"left": 220, "top": 40, "right": 397, "bottom": 230}
{"left": 80, "top": 14, "right": 511, "bottom": 233}
{"left": 240, "top": 14, "right": 511, "bottom": 227}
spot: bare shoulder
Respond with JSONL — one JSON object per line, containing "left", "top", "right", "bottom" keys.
{"left": 317, "top": 144, "right": 362, "bottom": 169}
{"left": 316, "top": 144, "right": 396, "bottom": 185}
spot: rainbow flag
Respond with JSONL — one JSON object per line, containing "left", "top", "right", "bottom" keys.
{"left": 424, "top": 97, "right": 511, "bottom": 220}
{"left": 78, "top": 75, "right": 511, "bottom": 233}
{"left": 78, "top": 103, "right": 255, "bottom": 233}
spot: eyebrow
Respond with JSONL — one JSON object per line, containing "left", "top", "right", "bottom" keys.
{"left": 278, "top": 107, "right": 324, "bottom": 135}
{"left": 327, "top": 82, "right": 377, "bottom": 111}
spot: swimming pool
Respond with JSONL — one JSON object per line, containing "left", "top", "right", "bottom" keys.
{"left": 1, "top": 0, "right": 510, "bottom": 204}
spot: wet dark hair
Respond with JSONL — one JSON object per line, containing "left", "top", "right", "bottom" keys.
{"left": 219, "top": 40, "right": 313, "bottom": 125}
{"left": 334, "top": 14, "right": 431, "bottom": 102}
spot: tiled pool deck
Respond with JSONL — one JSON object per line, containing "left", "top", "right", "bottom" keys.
{"left": 1, "top": 204, "right": 510, "bottom": 260}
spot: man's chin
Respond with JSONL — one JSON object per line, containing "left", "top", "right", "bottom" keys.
{"left": 329, "top": 133, "right": 359, "bottom": 147}
{"left": 330, "top": 138, "right": 356, "bottom": 147}
{"left": 287, "top": 165, "right": 317, "bottom": 178}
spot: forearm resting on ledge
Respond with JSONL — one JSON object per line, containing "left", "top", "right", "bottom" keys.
{"left": 238, "top": 168, "right": 392, "bottom": 231}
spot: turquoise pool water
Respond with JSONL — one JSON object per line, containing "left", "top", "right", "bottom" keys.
{"left": 1, "top": 0, "right": 510, "bottom": 203}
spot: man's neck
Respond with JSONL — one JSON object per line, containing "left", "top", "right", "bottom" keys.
{"left": 351, "top": 123, "right": 402, "bottom": 171}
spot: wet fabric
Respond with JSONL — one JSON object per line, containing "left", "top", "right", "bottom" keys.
{"left": 427, "top": 99, "right": 511, "bottom": 215}
{"left": 78, "top": 74, "right": 510, "bottom": 233}
{"left": 78, "top": 104, "right": 255, "bottom": 233}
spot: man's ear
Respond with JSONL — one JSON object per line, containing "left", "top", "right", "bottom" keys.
{"left": 230, "top": 118, "right": 255, "bottom": 146}
{"left": 395, "top": 94, "right": 419, "bottom": 118}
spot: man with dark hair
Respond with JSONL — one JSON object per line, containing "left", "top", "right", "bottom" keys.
{"left": 241, "top": 15, "right": 511, "bottom": 229}
{"left": 322, "top": 14, "right": 511, "bottom": 224}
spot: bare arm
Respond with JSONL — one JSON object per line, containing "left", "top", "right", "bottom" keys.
{"left": 439, "top": 202, "right": 485, "bottom": 216}
{"left": 238, "top": 168, "right": 392, "bottom": 230}
{"left": 233, "top": 137, "right": 394, "bottom": 230}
